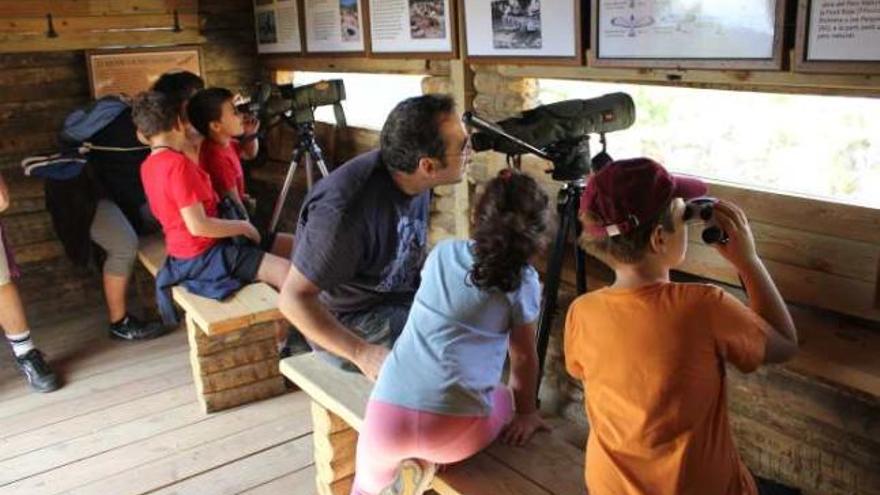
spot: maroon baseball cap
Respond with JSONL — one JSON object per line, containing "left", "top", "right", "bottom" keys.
{"left": 580, "top": 158, "right": 707, "bottom": 237}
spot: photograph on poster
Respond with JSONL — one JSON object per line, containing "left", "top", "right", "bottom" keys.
{"left": 257, "top": 10, "right": 278, "bottom": 44}
{"left": 410, "top": 0, "right": 446, "bottom": 39}
{"left": 340, "top": 0, "right": 361, "bottom": 41}
{"left": 465, "top": 0, "right": 575, "bottom": 59}
{"left": 492, "top": 0, "right": 542, "bottom": 49}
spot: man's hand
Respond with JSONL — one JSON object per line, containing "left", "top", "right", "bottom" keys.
{"left": 352, "top": 342, "right": 390, "bottom": 381}
{"left": 501, "top": 412, "right": 550, "bottom": 446}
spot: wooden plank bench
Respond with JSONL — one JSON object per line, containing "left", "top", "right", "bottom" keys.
{"left": 281, "top": 353, "right": 587, "bottom": 495}
{"left": 138, "top": 235, "right": 287, "bottom": 413}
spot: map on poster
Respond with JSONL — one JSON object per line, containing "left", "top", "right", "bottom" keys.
{"left": 596, "top": 0, "right": 778, "bottom": 59}
{"left": 254, "top": 0, "right": 302, "bottom": 54}
{"left": 370, "top": 0, "right": 453, "bottom": 53}
{"left": 807, "top": 0, "right": 880, "bottom": 61}
{"left": 305, "top": 0, "right": 366, "bottom": 52}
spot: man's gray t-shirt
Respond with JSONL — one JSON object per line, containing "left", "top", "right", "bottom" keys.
{"left": 371, "top": 239, "right": 541, "bottom": 416}
{"left": 292, "top": 150, "right": 430, "bottom": 317}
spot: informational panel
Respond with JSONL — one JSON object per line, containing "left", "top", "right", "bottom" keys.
{"left": 86, "top": 47, "right": 203, "bottom": 99}
{"left": 591, "top": 0, "right": 785, "bottom": 69}
{"left": 254, "top": 0, "right": 303, "bottom": 53}
{"left": 369, "top": 0, "right": 455, "bottom": 56}
{"left": 464, "top": 0, "right": 581, "bottom": 62}
{"left": 795, "top": 0, "right": 880, "bottom": 73}
{"left": 304, "top": 0, "right": 367, "bottom": 53}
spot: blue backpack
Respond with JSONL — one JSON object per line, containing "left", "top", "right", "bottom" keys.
{"left": 21, "top": 96, "right": 146, "bottom": 181}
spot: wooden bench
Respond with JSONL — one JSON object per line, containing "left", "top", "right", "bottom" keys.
{"left": 138, "top": 235, "right": 287, "bottom": 413}
{"left": 281, "top": 353, "right": 587, "bottom": 495}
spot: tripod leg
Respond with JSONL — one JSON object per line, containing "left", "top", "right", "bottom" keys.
{"left": 309, "top": 141, "right": 331, "bottom": 178}
{"left": 268, "top": 147, "right": 302, "bottom": 236}
{"left": 304, "top": 152, "right": 314, "bottom": 190}
{"left": 574, "top": 202, "right": 588, "bottom": 295}
{"left": 534, "top": 186, "right": 576, "bottom": 396}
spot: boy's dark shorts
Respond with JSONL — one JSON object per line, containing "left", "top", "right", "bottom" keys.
{"left": 219, "top": 242, "right": 265, "bottom": 283}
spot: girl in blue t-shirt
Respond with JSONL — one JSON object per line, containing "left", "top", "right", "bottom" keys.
{"left": 352, "top": 169, "right": 551, "bottom": 495}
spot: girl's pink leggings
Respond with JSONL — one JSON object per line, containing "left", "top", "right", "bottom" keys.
{"left": 350, "top": 385, "right": 514, "bottom": 495}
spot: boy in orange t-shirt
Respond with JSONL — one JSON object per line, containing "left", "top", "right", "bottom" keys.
{"left": 564, "top": 158, "right": 799, "bottom": 495}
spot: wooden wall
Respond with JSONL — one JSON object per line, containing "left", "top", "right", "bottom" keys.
{"left": 0, "top": 0, "right": 259, "bottom": 321}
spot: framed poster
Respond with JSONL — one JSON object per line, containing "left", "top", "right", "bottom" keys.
{"left": 794, "top": 0, "right": 880, "bottom": 73}
{"left": 254, "top": 0, "right": 304, "bottom": 53}
{"left": 303, "top": 0, "right": 368, "bottom": 54}
{"left": 369, "top": 0, "right": 456, "bottom": 57}
{"left": 463, "top": 0, "right": 582, "bottom": 64}
{"left": 590, "top": 0, "right": 786, "bottom": 70}
{"left": 86, "top": 46, "right": 203, "bottom": 99}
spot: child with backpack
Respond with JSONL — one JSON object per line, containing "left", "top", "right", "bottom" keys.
{"left": 131, "top": 91, "right": 291, "bottom": 326}
{"left": 351, "top": 169, "right": 551, "bottom": 495}
{"left": 565, "top": 158, "right": 799, "bottom": 495}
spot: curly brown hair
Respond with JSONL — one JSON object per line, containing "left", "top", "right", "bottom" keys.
{"left": 469, "top": 170, "right": 550, "bottom": 293}
{"left": 131, "top": 91, "right": 180, "bottom": 139}
{"left": 578, "top": 201, "right": 676, "bottom": 264}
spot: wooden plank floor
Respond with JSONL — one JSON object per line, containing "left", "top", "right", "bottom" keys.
{"left": 0, "top": 306, "right": 317, "bottom": 495}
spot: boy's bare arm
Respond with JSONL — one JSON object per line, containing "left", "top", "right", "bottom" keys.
{"left": 713, "top": 200, "right": 798, "bottom": 363}
{"left": 180, "top": 202, "right": 260, "bottom": 244}
{"left": 239, "top": 115, "right": 260, "bottom": 160}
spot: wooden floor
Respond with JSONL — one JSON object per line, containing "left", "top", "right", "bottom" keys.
{"left": 0, "top": 307, "right": 318, "bottom": 495}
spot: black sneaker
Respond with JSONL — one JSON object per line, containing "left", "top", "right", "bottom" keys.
{"left": 109, "top": 314, "right": 168, "bottom": 341}
{"left": 16, "top": 349, "right": 60, "bottom": 393}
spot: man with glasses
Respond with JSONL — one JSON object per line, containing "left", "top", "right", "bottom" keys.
{"left": 279, "top": 94, "right": 471, "bottom": 380}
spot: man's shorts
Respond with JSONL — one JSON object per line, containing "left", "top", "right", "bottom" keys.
{"left": 0, "top": 220, "right": 20, "bottom": 286}
{"left": 312, "top": 304, "right": 411, "bottom": 371}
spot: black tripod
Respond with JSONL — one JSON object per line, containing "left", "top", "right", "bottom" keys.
{"left": 535, "top": 179, "right": 588, "bottom": 396}
{"left": 267, "top": 120, "right": 330, "bottom": 236}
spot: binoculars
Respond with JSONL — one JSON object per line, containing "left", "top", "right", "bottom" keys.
{"left": 684, "top": 197, "right": 729, "bottom": 244}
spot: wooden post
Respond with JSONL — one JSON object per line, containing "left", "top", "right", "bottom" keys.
{"left": 312, "top": 401, "right": 358, "bottom": 495}
{"left": 186, "top": 316, "right": 286, "bottom": 413}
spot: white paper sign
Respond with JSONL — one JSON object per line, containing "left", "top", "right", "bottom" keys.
{"left": 370, "top": 0, "right": 454, "bottom": 53}
{"left": 807, "top": 0, "right": 880, "bottom": 61}
{"left": 465, "top": 0, "right": 578, "bottom": 58}
{"left": 255, "top": 0, "right": 302, "bottom": 54}
{"left": 305, "top": 0, "right": 367, "bottom": 52}
{"left": 597, "top": 0, "right": 777, "bottom": 59}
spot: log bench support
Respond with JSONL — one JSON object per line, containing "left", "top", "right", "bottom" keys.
{"left": 187, "top": 316, "right": 286, "bottom": 413}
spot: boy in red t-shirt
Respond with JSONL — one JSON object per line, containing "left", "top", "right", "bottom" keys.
{"left": 187, "top": 87, "right": 294, "bottom": 259}
{"left": 565, "top": 158, "right": 800, "bottom": 495}
{"left": 187, "top": 88, "right": 258, "bottom": 216}
{"left": 131, "top": 91, "right": 291, "bottom": 325}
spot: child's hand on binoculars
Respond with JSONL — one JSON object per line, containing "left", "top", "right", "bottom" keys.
{"left": 242, "top": 114, "right": 260, "bottom": 135}
{"left": 711, "top": 200, "right": 758, "bottom": 269}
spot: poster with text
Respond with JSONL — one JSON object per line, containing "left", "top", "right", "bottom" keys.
{"left": 88, "top": 48, "right": 202, "bottom": 99}
{"left": 254, "top": 0, "right": 303, "bottom": 54}
{"left": 596, "top": 0, "right": 779, "bottom": 59}
{"left": 305, "top": 0, "right": 367, "bottom": 52}
{"left": 370, "top": 0, "right": 454, "bottom": 54}
{"left": 806, "top": 0, "right": 880, "bottom": 61}
{"left": 465, "top": 0, "right": 578, "bottom": 58}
